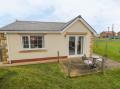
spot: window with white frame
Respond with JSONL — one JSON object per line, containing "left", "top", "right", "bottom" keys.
{"left": 22, "top": 36, "right": 29, "bottom": 48}
{"left": 22, "top": 35, "right": 44, "bottom": 49}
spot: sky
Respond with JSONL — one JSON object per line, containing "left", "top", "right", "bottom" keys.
{"left": 0, "top": 0, "right": 120, "bottom": 33}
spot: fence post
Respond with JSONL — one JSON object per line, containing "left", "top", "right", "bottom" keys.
{"left": 68, "top": 60, "right": 71, "bottom": 77}
{"left": 57, "top": 51, "right": 60, "bottom": 63}
{"left": 101, "top": 57, "right": 105, "bottom": 74}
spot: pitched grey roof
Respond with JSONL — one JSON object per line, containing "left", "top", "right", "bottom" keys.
{"left": 0, "top": 15, "right": 97, "bottom": 36}
{"left": 0, "top": 21, "right": 66, "bottom": 31}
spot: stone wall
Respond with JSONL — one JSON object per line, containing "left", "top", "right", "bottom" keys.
{"left": 0, "top": 33, "right": 8, "bottom": 63}
{"left": 90, "top": 33, "right": 94, "bottom": 57}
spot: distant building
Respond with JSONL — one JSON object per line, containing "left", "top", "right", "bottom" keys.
{"left": 100, "top": 31, "right": 116, "bottom": 38}
{"left": 118, "top": 32, "right": 120, "bottom": 36}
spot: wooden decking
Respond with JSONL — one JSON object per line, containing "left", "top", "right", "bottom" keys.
{"left": 60, "top": 57, "right": 103, "bottom": 77}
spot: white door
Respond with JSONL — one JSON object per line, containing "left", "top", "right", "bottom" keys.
{"left": 69, "top": 36, "right": 84, "bottom": 57}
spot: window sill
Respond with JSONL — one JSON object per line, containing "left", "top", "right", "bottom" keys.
{"left": 19, "top": 48, "right": 47, "bottom": 53}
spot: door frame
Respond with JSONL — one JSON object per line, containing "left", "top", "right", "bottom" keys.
{"left": 68, "top": 35, "right": 85, "bottom": 58}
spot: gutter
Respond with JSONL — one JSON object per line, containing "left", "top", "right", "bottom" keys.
{"left": 0, "top": 31, "right": 61, "bottom": 34}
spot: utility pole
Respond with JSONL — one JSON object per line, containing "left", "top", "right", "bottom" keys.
{"left": 108, "top": 26, "right": 110, "bottom": 32}
{"left": 107, "top": 27, "right": 110, "bottom": 38}
{"left": 112, "top": 24, "right": 115, "bottom": 38}
{"left": 103, "top": 27, "right": 109, "bottom": 72}
{"left": 104, "top": 27, "right": 109, "bottom": 57}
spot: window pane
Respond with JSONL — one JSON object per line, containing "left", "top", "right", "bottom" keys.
{"left": 30, "top": 36, "right": 43, "bottom": 48}
{"left": 30, "top": 36, "right": 37, "bottom": 48}
{"left": 77, "top": 36, "right": 84, "bottom": 54}
{"left": 69, "top": 36, "right": 75, "bottom": 55}
{"left": 22, "top": 36, "right": 29, "bottom": 48}
{"left": 24, "top": 44, "right": 29, "bottom": 48}
{"left": 77, "top": 37, "right": 81, "bottom": 54}
{"left": 38, "top": 36, "right": 42, "bottom": 48}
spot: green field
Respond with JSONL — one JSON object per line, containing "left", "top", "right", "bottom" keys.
{"left": 0, "top": 63, "right": 120, "bottom": 89}
{"left": 93, "top": 39, "right": 120, "bottom": 62}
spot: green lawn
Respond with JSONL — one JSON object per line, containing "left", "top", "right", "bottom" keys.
{"left": 0, "top": 63, "right": 120, "bottom": 89}
{"left": 93, "top": 39, "right": 120, "bottom": 62}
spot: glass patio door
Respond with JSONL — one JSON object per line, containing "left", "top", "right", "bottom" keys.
{"left": 69, "top": 36, "right": 76, "bottom": 55}
{"left": 69, "top": 36, "right": 84, "bottom": 56}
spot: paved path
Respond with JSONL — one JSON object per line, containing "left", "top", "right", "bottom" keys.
{"left": 93, "top": 54, "right": 120, "bottom": 69}
{"left": 106, "top": 59, "right": 120, "bottom": 69}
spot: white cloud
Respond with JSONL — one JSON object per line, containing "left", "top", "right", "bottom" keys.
{"left": 0, "top": 0, "right": 120, "bottom": 33}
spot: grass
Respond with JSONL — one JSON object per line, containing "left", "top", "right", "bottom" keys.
{"left": 0, "top": 63, "right": 120, "bottom": 89}
{"left": 93, "top": 39, "right": 120, "bottom": 62}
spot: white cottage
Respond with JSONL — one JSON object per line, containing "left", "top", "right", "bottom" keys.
{"left": 0, "top": 15, "right": 97, "bottom": 64}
